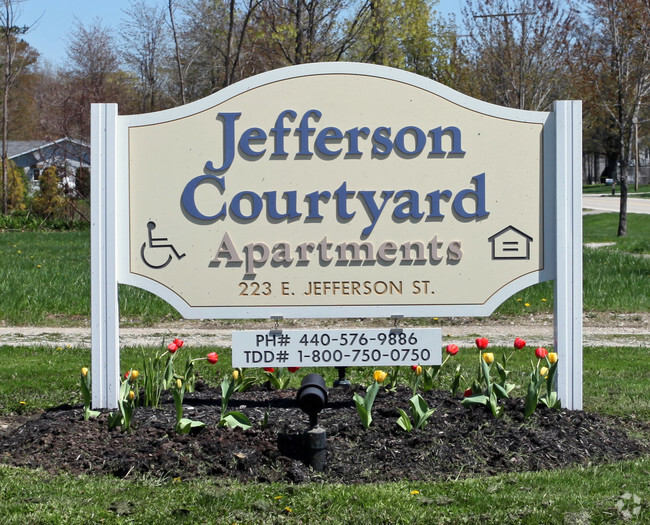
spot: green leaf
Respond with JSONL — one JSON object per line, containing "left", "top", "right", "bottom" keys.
{"left": 461, "top": 394, "right": 489, "bottom": 408}
{"left": 221, "top": 375, "right": 235, "bottom": 413}
{"left": 353, "top": 393, "right": 371, "bottom": 428}
{"left": 496, "top": 362, "right": 508, "bottom": 383}
{"left": 489, "top": 389, "right": 504, "bottom": 418}
{"left": 547, "top": 362, "right": 558, "bottom": 398}
{"left": 118, "top": 398, "right": 133, "bottom": 432}
{"left": 266, "top": 373, "right": 282, "bottom": 390}
{"left": 409, "top": 394, "right": 429, "bottom": 418}
{"left": 163, "top": 357, "right": 174, "bottom": 390}
{"left": 80, "top": 373, "right": 91, "bottom": 407}
{"left": 481, "top": 359, "right": 491, "bottom": 389}
{"left": 421, "top": 367, "right": 435, "bottom": 391}
{"left": 176, "top": 418, "right": 206, "bottom": 434}
{"left": 450, "top": 364, "right": 462, "bottom": 395}
{"left": 119, "top": 378, "right": 131, "bottom": 399}
{"left": 234, "top": 377, "right": 256, "bottom": 393}
{"left": 493, "top": 383, "right": 510, "bottom": 399}
{"left": 220, "top": 411, "right": 252, "bottom": 430}
{"left": 364, "top": 381, "right": 380, "bottom": 411}
{"left": 83, "top": 406, "right": 100, "bottom": 420}
{"left": 107, "top": 412, "right": 122, "bottom": 429}
{"left": 540, "top": 391, "right": 561, "bottom": 409}
{"left": 171, "top": 388, "right": 184, "bottom": 423}
{"left": 410, "top": 394, "right": 435, "bottom": 429}
{"left": 396, "top": 409, "right": 413, "bottom": 432}
{"left": 524, "top": 378, "right": 539, "bottom": 418}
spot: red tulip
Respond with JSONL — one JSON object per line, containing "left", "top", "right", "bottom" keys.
{"left": 167, "top": 342, "right": 178, "bottom": 353}
{"left": 173, "top": 338, "right": 184, "bottom": 348}
{"left": 287, "top": 367, "right": 300, "bottom": 373}
{"left": 206, "top": 352, "right": 218, "bottom": 364}
{"left": 446, "top": 344, "right": 459, "bottom": 355}
{"left": 475, "top": 337, "right": 489, "bottom": 350}
{"left": 264, "top": 367, "right": 275, "bottom": 373}
{"left": 463, "top": 388, "right": 473, "bottom": 397}
{"left": 514, "top": 337, "right": 526, "bottom": 350}
{"left": 535, "top": 347, "right": 548, "bottom": 359}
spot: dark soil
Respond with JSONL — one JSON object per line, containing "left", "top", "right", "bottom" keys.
{"left": 1, "top": 382, "right": 648, "bottom": 483}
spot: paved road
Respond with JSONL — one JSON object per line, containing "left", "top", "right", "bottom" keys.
{"left": 583, "top": 195, "right": 650, "bottom": 214}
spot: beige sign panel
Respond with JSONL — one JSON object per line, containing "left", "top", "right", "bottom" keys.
{"left": 126, "top": 65, "right": 549, "bottom": 314}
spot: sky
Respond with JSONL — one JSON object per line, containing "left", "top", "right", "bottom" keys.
{"left": 18, "top": 0, "right": 463, "bottom": 67}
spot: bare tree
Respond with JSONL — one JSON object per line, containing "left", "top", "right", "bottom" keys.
{"left": 1, "top": 0, "right": 28, "bottom": 214}
{"left": 41, "top": 18, "right": 132, "bottom": 141}
{"left": 460, "top": 0, "right": 577, "bottom": 111}
{"left": 120, "top": 0, "right": 171, "bottom": 112}
{"left": 584, "top": 0, "right": 650, "bottom": 236}
{"left": 177, "top": 0, "right": 263, "bottom": 96}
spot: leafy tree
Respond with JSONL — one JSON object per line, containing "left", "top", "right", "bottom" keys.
{"left": 343, "top": 0, "right": 455, "bottom": 78}
{"left": 255, "top": 0, "right": 354, "bottom": 65}
{"left": 31, "top": 166, "right": 66, "bottom": 219}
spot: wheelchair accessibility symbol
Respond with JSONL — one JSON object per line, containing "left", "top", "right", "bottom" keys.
{"left": 140, "top": 221, "right": 186, "bottom": 269}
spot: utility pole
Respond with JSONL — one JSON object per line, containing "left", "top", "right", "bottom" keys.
{"left": 634, "top": 116, "right": 639, "bottom": 192}
{"left": 633, "top": 117, "right": 649, "bottom": 192}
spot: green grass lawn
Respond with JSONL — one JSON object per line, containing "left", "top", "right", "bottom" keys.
{"left": 1, "top": 213, "right": 649, "bottom": 325}
{"left": 583, "top": 213, "right": 650, "bottom": 253}
{"left": 1, "top": 457, "right": 648, "bottom": 524}
{"left": 583, "top": 183, "right": 650, "bottom": 195}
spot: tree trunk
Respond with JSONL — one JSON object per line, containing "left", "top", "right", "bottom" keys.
{"left": 168, "top": 0, "right": 186, "bottom": 105}
{"left": 2, "top": 2, "right": 11, "bottom": 215}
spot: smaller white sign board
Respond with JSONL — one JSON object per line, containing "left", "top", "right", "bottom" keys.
{"left": 232, "top": 328, "right": 442, "bottom": 368}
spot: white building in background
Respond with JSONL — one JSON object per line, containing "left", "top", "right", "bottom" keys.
{"left": 2, "top": 137, "right": 90, "bottom": 195}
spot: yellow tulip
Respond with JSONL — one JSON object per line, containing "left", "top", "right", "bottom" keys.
{"left": 540, "top": 366, "right": 549, "bottom": 378}
{"left": 128, "top": 390, "right": 135, "bottom": 401}
{"left": 414, "top": 365, "right": 422, "bottom": 376}
{"left": 373, "top": 370, "right": 387, "bottom": 383}
{"left": 176, "top": 378, "right": 183, "bottom": 389}
{"left": 482, "top": 352, "right": 494, "bottom": 365}
{"left": 548, "top": 352, "right": 558, "bottom": 364}
{"left": 232, "top": 369, "right": 240, "bottom": 381}
{"left": 81, "top": 367, "right": 88, "bottom": 377}
{"left": 130, "top": 369, "right": 139, "bottom": 381}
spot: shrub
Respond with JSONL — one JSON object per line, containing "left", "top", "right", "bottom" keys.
{"left": 0, "top": 160, "right": 27, "bottom": 212}
{"left": 31, "top": 166, "right": 67, "bottom": 219}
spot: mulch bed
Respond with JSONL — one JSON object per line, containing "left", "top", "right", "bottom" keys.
{"left": 1, "top": 382, "right": 648, "bottom": 483}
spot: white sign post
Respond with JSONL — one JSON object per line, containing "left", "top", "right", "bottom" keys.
{"left": 91, "top": 63, "right": 582, "bottom": 410}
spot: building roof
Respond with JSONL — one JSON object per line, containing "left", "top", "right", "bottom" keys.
{"left": 2, "top": 137, "right": 89, "bottom": 159}
{"left": 4, "top": 140, "right": 45, "bottom": 157}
